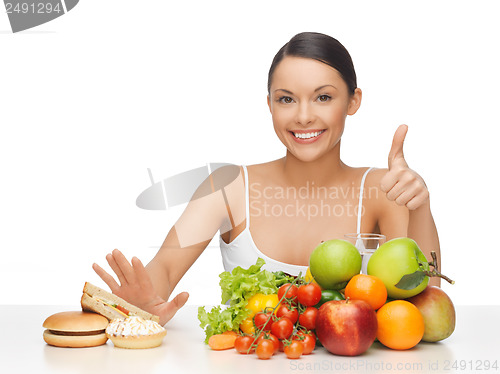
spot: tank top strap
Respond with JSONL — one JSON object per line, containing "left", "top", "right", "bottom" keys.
{"left": 242, "top": 165, "right": 250, "bottom": 227}
{"left": 356, "top": 167, "right": 375, "bottom": 234}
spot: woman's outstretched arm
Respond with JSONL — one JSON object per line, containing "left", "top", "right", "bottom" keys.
{"left": 93, "top": 166, "right": 244, "bottom": 324}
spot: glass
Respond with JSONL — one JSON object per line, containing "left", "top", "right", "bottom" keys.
{"left": 344, "top": 233, "right": 386, "bottom": 274}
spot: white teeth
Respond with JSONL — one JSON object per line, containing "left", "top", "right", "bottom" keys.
{"left": 293, "top": 130, "right": 324, "bottom": 139}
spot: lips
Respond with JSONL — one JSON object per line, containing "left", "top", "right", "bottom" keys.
{"left": 290, "top": 130, "right": 326, "bottom": 143}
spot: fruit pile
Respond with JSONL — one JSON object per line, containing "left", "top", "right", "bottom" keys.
{"left": 310, "top": 238, "right": 456, "bottom": 355}
{"left": 199, "top": 237, "right": 455, "bottom": 359}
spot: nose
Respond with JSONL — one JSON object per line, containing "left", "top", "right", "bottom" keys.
{"left": 296, "top": 102, "right": 314, "bottom": 126}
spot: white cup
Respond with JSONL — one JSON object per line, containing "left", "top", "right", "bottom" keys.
{"left": 344, "top": 233, "right": 386, "bottom": 274}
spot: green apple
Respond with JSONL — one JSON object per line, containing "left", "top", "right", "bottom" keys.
{"left": 367, "top": 237, "right": 429, "bottom": 299}
{"left": 309, "top": 239, "right": 361, "bottom": 290}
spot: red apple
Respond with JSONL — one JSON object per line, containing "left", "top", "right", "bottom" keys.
{"left": 315, "top": 299, "right": 378, "bottom": 356}
{"left": 407, "top": 286, "right": 455, "bottom": 342}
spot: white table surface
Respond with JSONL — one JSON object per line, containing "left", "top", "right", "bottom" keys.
{"left": 1, "top": 304, "right": 499, "bottom": 374}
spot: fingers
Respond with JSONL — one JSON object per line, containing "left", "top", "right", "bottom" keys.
{"left": 383, "top": 177, "right": 429, "bottom": 210}
{"left": 105, "top": 252, "right": 127, "bottom": 286}
{"left": 406, "top": 190, "right": 430, "bottom": 210}
{"left": 393, "top": 187, "right": 416, "bottom": 206}
{"left": 384, "top": 172, "right": 414, "bottom": 200}
{"left": 382, "top": 125, "right": 429, "bottom": 210}
{"left": 380, "top": 170, "right": 399, "bottom": 193}
{"left": 131, "top": 256, "right": 155, "bottom": 292}
{"left": 107, "top": 249, "right": 136, "bottom": 286}
{"left": 388, "top": 124, "right": 408, "bottom": 170}
{"left": 92, "top": 262, "right": 120, "bottom": 293}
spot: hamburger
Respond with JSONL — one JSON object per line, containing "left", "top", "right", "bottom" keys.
{"left": 81, "top": 282, "right": 160, "bottom": 323}
{"left": 43, "top": 311, "right": 109, "bottom": 348}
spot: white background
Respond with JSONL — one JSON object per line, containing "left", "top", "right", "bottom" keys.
{"left": 1, "top": 0, "right": 499, "bottom": 307}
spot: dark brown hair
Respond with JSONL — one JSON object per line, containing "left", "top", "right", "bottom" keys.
{"left": 267, "top": 32, "right": 357, "bottom": 94}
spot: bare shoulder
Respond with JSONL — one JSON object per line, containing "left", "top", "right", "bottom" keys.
{"left": 190, "top": 164, "right": 243, "bottom": 200}
{"left": 183, "top": 164, "right": 246, "bottom": 229}
{"left": 364, "top": 168, "right": 387, "bottom": 192}
{"left": 362, "top": 167, "right": 391, "bottom": 205}
{"left": 341, "top": 165, "right": 384, "bottom": 190}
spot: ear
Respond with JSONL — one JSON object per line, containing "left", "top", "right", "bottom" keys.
{"left": 347, "top": 88, "right": 362, "bottom": 116}
{"left": 267, "top": 95, "right": 272, "bottom": 113}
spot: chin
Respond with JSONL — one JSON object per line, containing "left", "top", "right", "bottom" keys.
{"left": 288, "top": 149, "right": 327, "bottom": 163}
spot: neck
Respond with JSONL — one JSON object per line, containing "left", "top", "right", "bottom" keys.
{"left": 281, "top": 143, "right": 346, "bottom": 186}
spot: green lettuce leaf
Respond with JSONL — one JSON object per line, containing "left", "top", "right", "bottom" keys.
{"left": 197, "top": 306, "right": 247, "bottom": 344}
{"left": 198, "top": 258, "right": 295, "bottom": 343}
{"left": 219, "top": 257, "right": 277, "bottom": 307}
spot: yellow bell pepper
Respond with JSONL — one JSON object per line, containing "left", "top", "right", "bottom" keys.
{"left": 245, "top": 293, "right": 280, "bottom": 317}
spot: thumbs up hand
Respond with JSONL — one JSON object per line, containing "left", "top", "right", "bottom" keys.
{"left": 380, "top": 125, "right": 429, "bottom": 210}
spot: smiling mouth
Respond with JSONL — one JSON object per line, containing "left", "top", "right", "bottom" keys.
{"left": 291, "top": 130, "right": 326, "bottom": 139}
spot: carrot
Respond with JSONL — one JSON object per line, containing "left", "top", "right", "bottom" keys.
{"left": 208, "top": 333, "right": 238, "bottom": 350}
{"left": 222, "top": 330, "right": 238, "bottom": 337}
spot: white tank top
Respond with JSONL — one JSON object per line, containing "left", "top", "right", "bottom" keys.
{"left": 219, "top": 166, "right": 374, "bottom": 276}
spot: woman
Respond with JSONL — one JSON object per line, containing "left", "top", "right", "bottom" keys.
{"left": 93, "top": 32, "right": 440, "bottom": 325}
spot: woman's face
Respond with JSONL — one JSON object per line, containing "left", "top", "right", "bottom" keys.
{"left": 268, "top": 56, "right": 361, "bottom": 163}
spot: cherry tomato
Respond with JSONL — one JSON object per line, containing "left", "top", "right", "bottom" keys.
{"left": 298, "top": 306, "right": 318, "bottom": 330}
{"left": 276, "top": 304, "right": 299, "bottom": 324}
{"left": 256, "top": 339, "right": 274, "bottom": 360}
{"left": 234, "top": 335, "right": 255, "bottom": 354}
{"left": 254, "top": 311, "right": 274, "bottom": 331}
{"left": 297, "top": 283, "right": 322, "bottom": 306}
{"left": 271, "top": 317, "right": 294, "bottom": 340}
{"left": 278, "top": 339, "right": 285, "bottom": 352}
{"left": 284, "top": 339, "right": 303, "bottom": 359}
{"left": 297, "top": 331, "right": 316, "bottom": 355}
{"left": 278, "top": 283, "right": 298, "bottom": 303}
{"left": 256, "top": 333, "right": 279, "bottom": 353}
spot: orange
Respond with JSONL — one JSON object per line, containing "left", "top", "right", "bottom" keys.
{"left": 344, "top": 274, "right": 387, "bottom": 310}
{"left": 376, "top": 300, "right": 425, "bottom": 350}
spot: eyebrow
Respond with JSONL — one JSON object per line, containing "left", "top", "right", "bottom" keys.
{"left": 273, "top": 84, "right": 338, "bottom": 95}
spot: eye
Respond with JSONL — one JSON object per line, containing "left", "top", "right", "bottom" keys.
{"left": 278, "top": 96, "right": 294, "bottom": 104}
{"left": 317, "top": 94, "right": 331, "bottom": 102}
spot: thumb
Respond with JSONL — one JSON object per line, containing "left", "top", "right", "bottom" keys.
{"left": 388, "top": 124, "right": 408, "bottom": 169}
{"left": 172, "top": 291, "right": 190, "bottom": 308}
{"left": 159, "top": 291, "right": 189, "bottom": 326}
